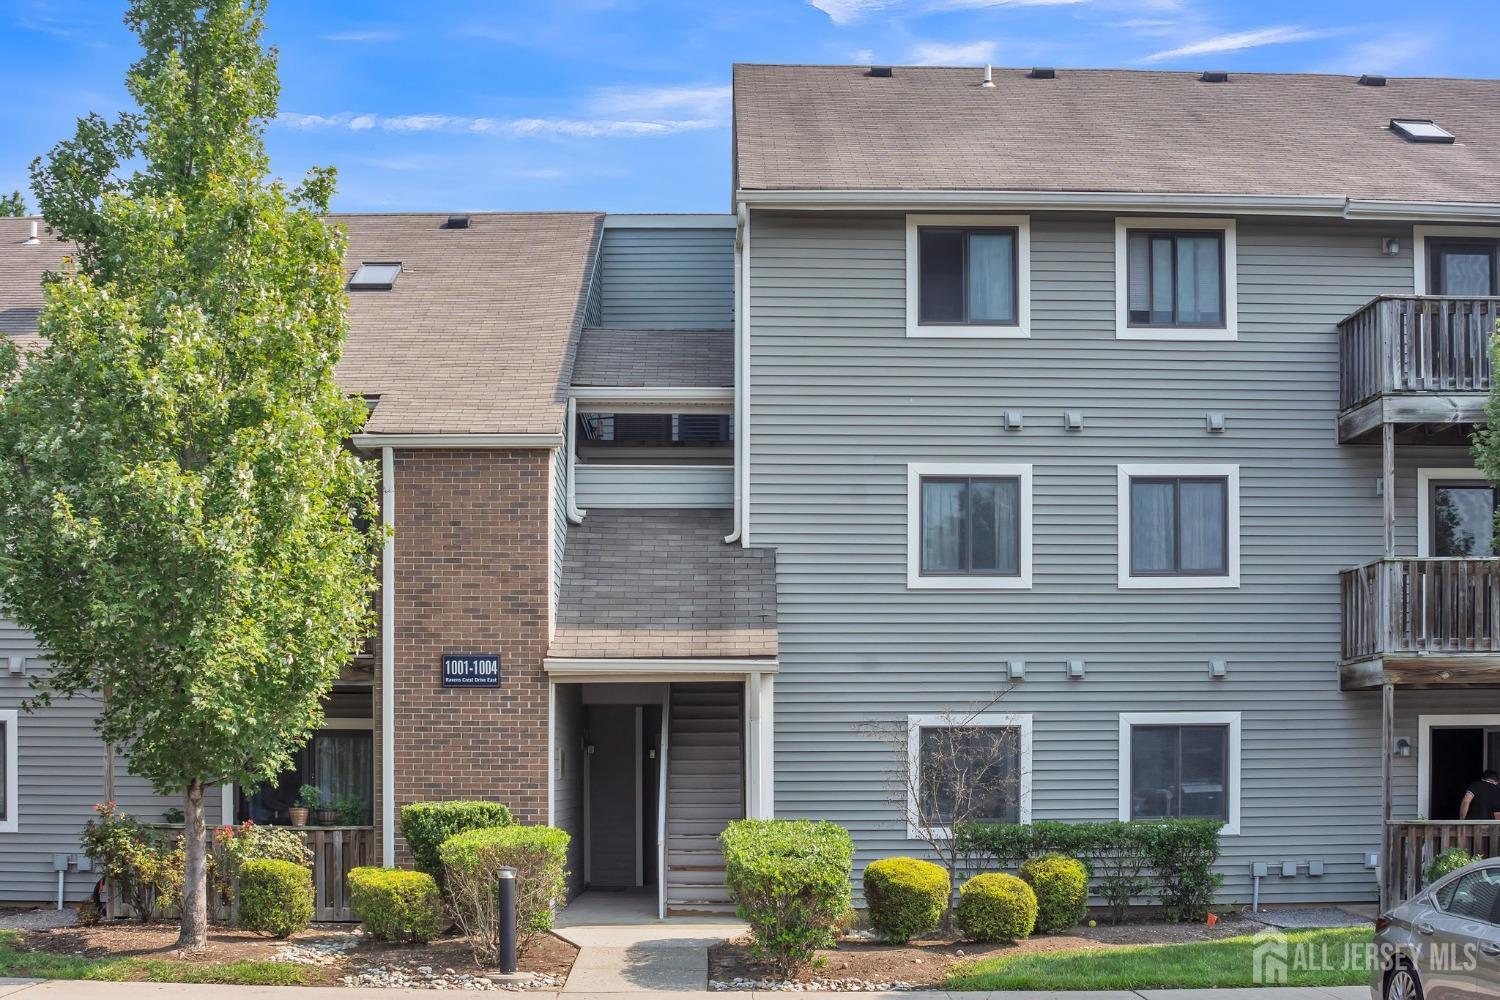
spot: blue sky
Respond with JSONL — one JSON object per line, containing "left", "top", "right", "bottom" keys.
{"left": 1, "top": 0, "right": 1495, "bottom": 213}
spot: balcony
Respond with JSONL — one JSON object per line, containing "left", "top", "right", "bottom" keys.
{"left": 1338, "top": 295, "right": 1500, "bottom": 443}
{"left": 1340, "top": 557, "right": 1500, "bottom": 688}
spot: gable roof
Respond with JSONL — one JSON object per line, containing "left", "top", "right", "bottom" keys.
{"left": 0, "top": 213, "right": 604, "bottom": 437}
{"left": 733, "top": 65, "right": 1500, "bottom": 204}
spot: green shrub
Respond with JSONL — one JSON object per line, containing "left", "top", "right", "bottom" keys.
{"left": 863, "top": 857, "right": 948, "bottom": 944}
{"left": 721, "top": 819, "right": 854, "bottom": 976}
{"left": 236, "top": 859, "right": 313, "bottom": 938}
{"left": 79, "top": 804, "right": 183, "bottom": 922}
{"left": 1019, "top": 854, "right": 1088, "bottom": 933}
{"left": 1427, "top": 847, "right": 1480, "bottom": 884}
{"left": 400, "top": 801, "right": 513, "bottom": 878}
{"left": 956, "top": 819, "right": 1221, "bottom": 923}
{"left": 956, "top": 873, "right": 1037, "bottom": 943}
{"left": 213, "top": 821, "right": 312, "bottom": 910}
{"left": 439, "top": 825, "right": 569, "bottom": 963}
{"left": 349, "top": 867, "right": 444, "bottom": 943}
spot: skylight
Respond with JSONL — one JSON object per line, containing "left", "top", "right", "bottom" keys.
{"left": 1391, "top": 119, "right": 1455, "bottom": 144}
{"left": 349, "top": 262, "right": 402, "bottom": 290}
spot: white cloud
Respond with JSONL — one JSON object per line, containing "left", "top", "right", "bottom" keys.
{"left": 322, "top": 29, "right": 400, "bottom": 42}
{"left": 811, "top": 0, "right": 1088, "bottom": 21}
{"left": 807, "top": 0, "right": 899, "bottom": 25}
{"left": 276, "top": 111, "right": 721, "bottom": 139}
{"left": 1317, "top": 29, "right": 1441, "bottom": 76}
{"left": 850, "top": 48, "right": 876, "bottom": 63}
{"left": 588, "top": 83, "right": 731, "bottom": 122}
{"left": 933, "top": 0, "right": 1091, "bottom": 9}
{"left": 1141, "top": 25, "right": 1335, "bottom": 63}
{"left": 909, "top": 39, "right": 998, "bottom": 65}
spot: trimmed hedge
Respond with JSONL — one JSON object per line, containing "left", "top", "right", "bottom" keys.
{"left": 1019, "top": 854, "right": 1088, "bottom": 934}
{"left": 956, "top": 873, "right": 1036, "bottom": 943}
{"left": 237, "top": 859, "right": 313, "bottom": 938}
{"left": 439, "top": 825, "right": 569, "bottom": 963}
{"left": 721, "top": 819, "right": 855, "bottom": 976}
{"left": 399, "top": 801, "right": 513, "bottom": 879}
{"left": 957, "top": 819, "right": 1223, "bottom": 923}
{"left": 349, "top": 867, "right": 444, "bottom": 943}
{"left": 863, "top": 857, "right": 948, "bottom": 944}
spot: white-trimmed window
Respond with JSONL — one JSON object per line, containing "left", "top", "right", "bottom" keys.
{"left": 908, "top": 463, "right": 1032, "bottom": 589}
{"left": 908, "top": 713, "right": 1031, "bottom": 838}
{"left": 906, "top": 215, "right": 1031, "bottom": 338}
{"left": 1115, "top": 218, "right": 1237, "bottom": 340}
{"left": 1118, "top": 464, "right": 1239, "bottom": 589}
{"left": 0, "top": 709, "right": 16, "bottom": 833}
{"left": 1418, "top": 468, "right": 1496, "bottom": 558}
{"left": 1413, "top": 226, "right": 1500, "bottom": 295}
{"left": 1119, "top": 711, "right": 1240, "bottom": 835}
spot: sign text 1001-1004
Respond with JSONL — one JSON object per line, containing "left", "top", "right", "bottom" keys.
{"left": 442, "top": 653, "right": 501, "bottom": 688}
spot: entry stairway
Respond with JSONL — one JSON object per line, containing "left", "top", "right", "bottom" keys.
{"left": 663, "top": 683, "right": 744, "bottom": 916}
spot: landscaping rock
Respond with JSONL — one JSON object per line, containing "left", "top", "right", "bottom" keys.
{"left": 268, "top": 928, "right": 364, "bottom": 966}
{"left": 711, "top": 977, "right": 918, "bottom": 991}
{"left": 342, "top": 963, "right": 564, "bottom": 991}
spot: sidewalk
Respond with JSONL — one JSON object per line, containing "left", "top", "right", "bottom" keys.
{"left": 0, "top": 982, "right": 1374, "bottom": 1000}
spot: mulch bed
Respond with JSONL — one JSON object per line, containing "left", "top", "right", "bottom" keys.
{"left": 16, "top": 920, "right": 577, "bottom": 987}
{"left": 710, "top": 911, "right": 1261, "bottom": 988}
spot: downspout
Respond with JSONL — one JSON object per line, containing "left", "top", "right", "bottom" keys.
{"left": 565, "top": 398, "right": 586, "bottom": 524}
{"left": 380, "top": 446, "right": 396, "bottom": 867}
{"left": 724, "top": 201, "right": 749, "bottom": 545}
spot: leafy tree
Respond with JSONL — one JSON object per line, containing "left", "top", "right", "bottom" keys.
{"left": 0, "top": 0, "right": 380, "bottom": 949}
{"left": 0, "top": 191, "right": 24, "bottom": 216}
{"left": 1474, "top": 316, "right": 1500, "bottom": 522}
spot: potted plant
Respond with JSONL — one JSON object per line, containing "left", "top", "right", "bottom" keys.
{"left": 289, "top": 784, "right": 320, "bottom": 827}
{"left": 335, "top": 793, "right": 368, "bottom": 826}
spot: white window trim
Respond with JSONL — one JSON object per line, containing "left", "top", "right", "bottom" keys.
{"left": 1118, "top": 711, "right": 1240, "bottom": 836}
{"left": 907, "top": 462, "right": 1033, "bottom": 590}
{"left": 1114, "top": 217, "right": 1238, "bottom": 341}
{"left": 0, "top": 708, "right": 17, "bottom": 833}
{"left": 1417, "top": 467, "right": 1490, "bottom": 557}
{"left": 905, "top": 214, "right": 1031, "bottom": 339}
{"left": 907, "top": 712, "right": 1032, "bottom": 840}
{"left": 1413, "top": 225, "right": 1500, "bottom": 295}
{"left": 1117, "top": 463, "right": 1240, "bottom": 589}
{"left": 1416, "top": 714, "right": 1500, "bottom": 820}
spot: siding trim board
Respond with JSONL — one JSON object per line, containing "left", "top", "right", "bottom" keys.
{"left": 906, "top": 462, "right": 1034, "bottom": 590}
{"left": 906, "top": 712, "right": 1032, "bottom": 839}
{"left": 1113, "top": 217, "right": 1238, "bottom": 341}
{"left": 905, "top": 214, "right": 1032, "bottom": 339}
{"left": 0, "top": 708, "right": 17, "bottom": 833}
{"left": 1118, "top": 711, "right": 1242, "bottom": 836}
{"left": 1116, "top": 463, "right": 1241, "bottom": 590}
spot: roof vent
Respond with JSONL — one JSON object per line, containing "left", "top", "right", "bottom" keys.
{"left": 867, "top": 66, "right": 893, "bottom": 78}
{"left": 23, "top": 220, "right": 40, "bottom": 246}
{"left": 1027, "top": 67, "right": 1056, "bottom": 80}
{"left": 444, "top": 214, "right": 471, "bottom": 229}
{"left": 1359, "top": 74, "right": 1387, "bottom": 87}
{"left": 349, "top": 262, "right": 402, "bottom": 291}
{"left": 981, "top": 64, "right": 994, "bottom": 88}
{"left": 1200, "top": 70, "right": 1229, "bottom": 83}
{"left": 1391, "top": 118, "right": 1455, "bottom": 144}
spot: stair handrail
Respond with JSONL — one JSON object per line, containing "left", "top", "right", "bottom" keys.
{"left": 657, "top": 687, "right": 670, "bottom": 920}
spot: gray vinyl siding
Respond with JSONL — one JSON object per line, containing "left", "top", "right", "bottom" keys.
{"left": 552, "top": 445, "right": 569, "bottom": 623}
{"left": 575, "top": 464, "right": 733, "bottom": 509}
{"left": 746, "top": 209, "right": 1455, "bottom": 905}
{"left": 599, "top": 226, "right": 735, "bottom": 329}
{"left": 1, "top": 626, "right": 225, "bottom": 904}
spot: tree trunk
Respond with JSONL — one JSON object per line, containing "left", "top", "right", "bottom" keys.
{"left": 177, "top": 779, "right": 209, "bottom": 951}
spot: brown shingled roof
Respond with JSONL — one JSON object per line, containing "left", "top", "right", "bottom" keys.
{"left": 551, "top": 509, "right": 777, "bottom": 660}
{"left": 733, "top": 65, "right": 1500, "bottom": 203}
{"left": 572, "top": 327, "right": 733, "bottom": 388}
{"left": 0, "top": 213, "right": 604, "bottom": 437}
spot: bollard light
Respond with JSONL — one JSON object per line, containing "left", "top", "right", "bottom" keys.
{"left": 497, "top": 866, "right": 518, "bottom": 974}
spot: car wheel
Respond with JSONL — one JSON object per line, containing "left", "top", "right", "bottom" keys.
{"left": 1385, "top": 963, "right": 1423, "bottom": 1000}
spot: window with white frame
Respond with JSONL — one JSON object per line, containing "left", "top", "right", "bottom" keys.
{"left": 1118, "top": 464, "right": 1239, "bottom": 588}
{"left": 0, "top": 709, "right": 16, "bottom": 833}
{"left": 906, "top": 215, "right": 1031, "bottom": 338}
{"left": 908, "top": 713, "right": 1031, "bottom": 837}
{"left": 1119, "top": 712, "right": 1240, "bottom": 834}
{"left": 907, "top": 463, "right": 1032, "bottom": 589}
{"left": 1115, "top": 218, "right": 1237, "bottom": 340}
{"left": 1418, "top": 468, "right": 1497, "bottom": 558}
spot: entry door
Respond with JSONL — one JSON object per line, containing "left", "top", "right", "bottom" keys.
{"left": 585, "top": 705, "right": 641, "bottom": 888}
{"left": 1431, "top": 239, "right": 1499, "bottom": 296}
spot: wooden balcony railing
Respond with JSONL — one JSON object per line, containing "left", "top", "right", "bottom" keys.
{"left": 1339, "top": 295, "right": 1500, "bottom": 411}
{"left": 1341, "top": 558, "right": 1500, "bottom": 663}
{"left": 1386, "top": 821, "right": 1500, "bottom": 904}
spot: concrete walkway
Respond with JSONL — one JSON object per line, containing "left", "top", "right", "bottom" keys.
{"left": 0, "top": 980, "right": 1375, "bottom": 999}
{"left": 552, "top": 889, "right": 748, "bottom": 992}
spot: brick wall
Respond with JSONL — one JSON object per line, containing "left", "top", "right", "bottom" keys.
{"left": 374, "top": 448, "right": 553, "bottom": 864}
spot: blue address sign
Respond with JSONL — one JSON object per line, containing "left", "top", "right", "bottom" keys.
{"left": 442, "top": 653, "right": 501, "bottom": 688}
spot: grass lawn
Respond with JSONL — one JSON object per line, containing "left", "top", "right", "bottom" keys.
{"left": 946, "top": 926, "right": 1375, "bottom": 991}
{"left": 0, "top": 930, "right": 307, "bottom": 986}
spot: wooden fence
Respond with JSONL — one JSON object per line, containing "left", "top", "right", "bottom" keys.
{"left": 1339, "top": 295, "right": 1499, "bottom": 411}
{"left": 1385, "top": 821, "right": 1500, "bottom": 905}
{"left": 1341, "top": 557, "right": 1500, "bottom": 662}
